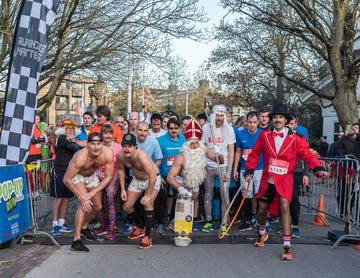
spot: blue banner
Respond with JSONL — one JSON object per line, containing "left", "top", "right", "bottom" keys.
{"left": 0, "top": 164, "right": 31, "bottom": 243}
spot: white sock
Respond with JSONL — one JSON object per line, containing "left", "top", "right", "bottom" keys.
{"left": 53, "top": 220, "right": 59, "bottom": 227}
{"left": 59, "top": 219, "right": 65, "bottom": 227}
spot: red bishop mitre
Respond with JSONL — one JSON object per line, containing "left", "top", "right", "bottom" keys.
{"left": 183, "top": 117, "right": 203, "bottom": 141}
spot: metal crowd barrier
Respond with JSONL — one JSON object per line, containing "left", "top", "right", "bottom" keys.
{"left": 11, "top": 159, "right": 60, "bottom": 247}
{"left": 300, "top": 155, "right": 360, "bottom": 249}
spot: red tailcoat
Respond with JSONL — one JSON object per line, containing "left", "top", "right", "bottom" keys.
{"left": 246, "top": 129, "right": 323, "bottom": 215}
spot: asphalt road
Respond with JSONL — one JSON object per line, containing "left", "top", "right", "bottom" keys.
{"left": 24, "top": 243, "right": 359, "bottom": 278}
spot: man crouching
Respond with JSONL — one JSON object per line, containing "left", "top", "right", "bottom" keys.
{"left": 63, "top": 132, "right": 114, "bottom": 252}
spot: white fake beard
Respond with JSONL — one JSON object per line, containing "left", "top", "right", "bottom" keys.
{"left": 181, "top": 140, "right": 207, "bottom": 188}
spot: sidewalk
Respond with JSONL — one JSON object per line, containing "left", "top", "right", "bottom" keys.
{"left": 1, "top": 209, "right": 357, "bottom": 278}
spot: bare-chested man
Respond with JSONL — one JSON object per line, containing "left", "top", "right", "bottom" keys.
{"left": 117, "top": 133, "right": 161, "bottom": 249}
{"left": 63, "top": 132, "right": 114, "bottom": 252}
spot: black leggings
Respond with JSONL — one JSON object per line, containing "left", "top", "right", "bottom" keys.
{"left": 290, "top": 172, "right": 302, "bottom": 226}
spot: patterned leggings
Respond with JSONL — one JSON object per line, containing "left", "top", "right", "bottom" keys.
{"left": 97, "top": 183, "right": 119, "bottom": 232}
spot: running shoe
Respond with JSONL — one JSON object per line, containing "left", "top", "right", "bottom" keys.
{"left": 60, "top": 224, "right": 74, "bottom": 233}
{"left": 168, "top": 220, "right": 174, "bottom": 231}
{"left": 220, "top": 224, "right": 229, "bottom": 236}
{"left": 291, "top": 226, "right": 300, "bottom": 239}
{"left": 80, "top": 228, "right": 96, "bottom": 241}
{"left": 139, "top": 236, "right": 152, "bottom": 249}
{"left": 254, "top": 232, "right": 268, "bottom": 247}
{"left": 156, "top": 224, "right": 165, "bottom": 234}
{"left": 52, "top": 225, "right": 61, "bottom": 236}
{"left": 71, "top": 239, "right": 89, "bottom": 252}
{"left": 277, "top": 227, "right": 283, "bottom": 235}
{"left": 251, "top": 215, "right": 258, "bottom": 227}
{"left": 192, "top": 221, "right": 200, "bottom": 231}
{"left": 128, "top": 227, "right": 145, "bottom": 240}
{"left": 93, "top": 222, "right": 100, "bottom": 229}
{"left": 237, "top": 221, "right": 253, "bottom": 232}
{"left": 202, "top": 222, "right": 213, "bottom": 233}
{"left": 265, "top": 220, "right": 272, "bottom": 231}
{"left": 105, "top": 230, "right": 115, "bottom": 240}
{"left": 281, "top": 246, "right": 293, "bottom": 260}
{"left": 212, "top": 220, "right": 220, "bottom": 229}
{"left": 121, "top": 224, "right": 134, "bottom": 234}
{"left": 269, "top": 215, "right": 279, "bottom": 223}
{"left": 94, "top": 226, "right": 107, "bottom": 236}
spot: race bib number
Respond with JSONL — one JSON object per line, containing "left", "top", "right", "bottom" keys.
{"left": 269, "top": 158, "right": 289, "bottom": 175}
{"left": 242, "top": 149, "right": 252, "bottom": 161}
{"left": 167, "top": 156, "right": 175, "bottom": 166}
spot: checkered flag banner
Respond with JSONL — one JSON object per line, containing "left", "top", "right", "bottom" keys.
{"left": 0, "top": 0, "right": 61, "bottom": 166}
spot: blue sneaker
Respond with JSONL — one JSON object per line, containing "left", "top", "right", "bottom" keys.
{"left": 265, "top": 220, "right": 272, "bottom": 231}
{"left": 121, "top": 224, "right": 134, "bottom": 234}
{"left": 52, "top": 225, "right": 61, "bottom": 236}
{"left": 277, "top": 227, "right": 283, "bottom": 235}
{"left": 251, "top": 215, "right": 258, "bottom": 227}
{"left": 156, "top": 224, "right": 165, "bottom": 234}
{"left": 60, "top": 224, "right": 74, "bottom": 233}
{"left": 192, "top": 220, "right": 200, "bottom": 231}
{"left": 168, "top": 219, "right": 174, "bottom": 231}
{"left": 291, "top": 226, "right": 300, "bottom": 238}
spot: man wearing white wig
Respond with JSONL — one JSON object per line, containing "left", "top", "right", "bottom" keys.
{"left": 201, "top": 105, "right": 236, "bottom": 234}
{"left": 167, "top": 117, "right": 223, "bottom": 230}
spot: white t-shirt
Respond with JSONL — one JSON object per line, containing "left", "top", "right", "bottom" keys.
{"left": 149, "top": 128, "right": 167, "bottom": 139}
{"left": 201, "top": 123, "right": 236, "bottom": 168}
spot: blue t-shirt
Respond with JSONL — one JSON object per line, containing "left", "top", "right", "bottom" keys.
{"left": 236, "top": 128, "right": 264, "bottom": 170}
{"left": 157, "top": 132, "right": 185, "bottom": 177}
{"left": 74, "top": 126, "right": 88, "bottom": 149}
{"left": 137, "top": 135, "right": 163, "bottom": 163}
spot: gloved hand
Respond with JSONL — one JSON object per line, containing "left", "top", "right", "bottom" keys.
{"left": 213, "top": 145, "right": 221, "bottom": 155}
{"left": 178, "top": 187, "right": 192, "bottom": 197}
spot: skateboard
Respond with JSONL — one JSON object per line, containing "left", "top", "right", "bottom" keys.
{"left": 174, "top": 194, "right": 194, "bottom": 246}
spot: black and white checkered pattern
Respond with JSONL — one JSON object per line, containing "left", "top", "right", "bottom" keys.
{"left": 0, "top": 0, "right": 61, "bottom": 165}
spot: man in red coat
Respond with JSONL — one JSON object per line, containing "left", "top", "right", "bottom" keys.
{"left": 245, "top": 103, "right": 328, "bottom": 260}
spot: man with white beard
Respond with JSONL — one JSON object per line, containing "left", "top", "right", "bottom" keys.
{"left": 167, "top": 117, "right": 223, "bottom": 229}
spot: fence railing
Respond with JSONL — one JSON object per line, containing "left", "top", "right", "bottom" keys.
{"left": 300, "top": 155, "right": 360, "bottom": 249}
{"left": 11, "top": 159, "right": 60, "bottom": 247}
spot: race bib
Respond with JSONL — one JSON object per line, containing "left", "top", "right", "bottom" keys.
{"left": 167, "top": 156, "right": 175, "bottom": 166}
{"left": 269, "top": 158, "right": 289, "bottom": 175}
{"left": 242, "top": 149, "right": 252, "bottom": 161}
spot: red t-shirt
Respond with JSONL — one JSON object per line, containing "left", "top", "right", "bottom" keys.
{"left": 28, "top": 126, "right": 43, "bottom": 155}
{"left": 89, "top": 123, "right": 123, "bottom": 143}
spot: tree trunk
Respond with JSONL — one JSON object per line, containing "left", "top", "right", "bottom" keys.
{"left": 332, "top": 82, "right": 359, "bottom": 130}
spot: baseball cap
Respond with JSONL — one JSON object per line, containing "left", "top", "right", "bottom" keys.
{"left": 121, "top": 133, "right": 137, "bottom": 147}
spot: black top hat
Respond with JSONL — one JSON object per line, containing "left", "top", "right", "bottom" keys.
{"left": 268, "top": 103, "right": 291, "bottom": 122}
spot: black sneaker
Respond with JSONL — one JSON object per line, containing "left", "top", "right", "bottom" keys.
{"left": 80, "top": 228, "right": 96, "bottom": 241}
{"left": 269, "top": 216, "right": 279, "bottom": 223}
{"left": 71, "top": 239, "right": 89, "bottom": 252}
{"left": 237, "top": 222, "right": 253, "bottom": 231}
